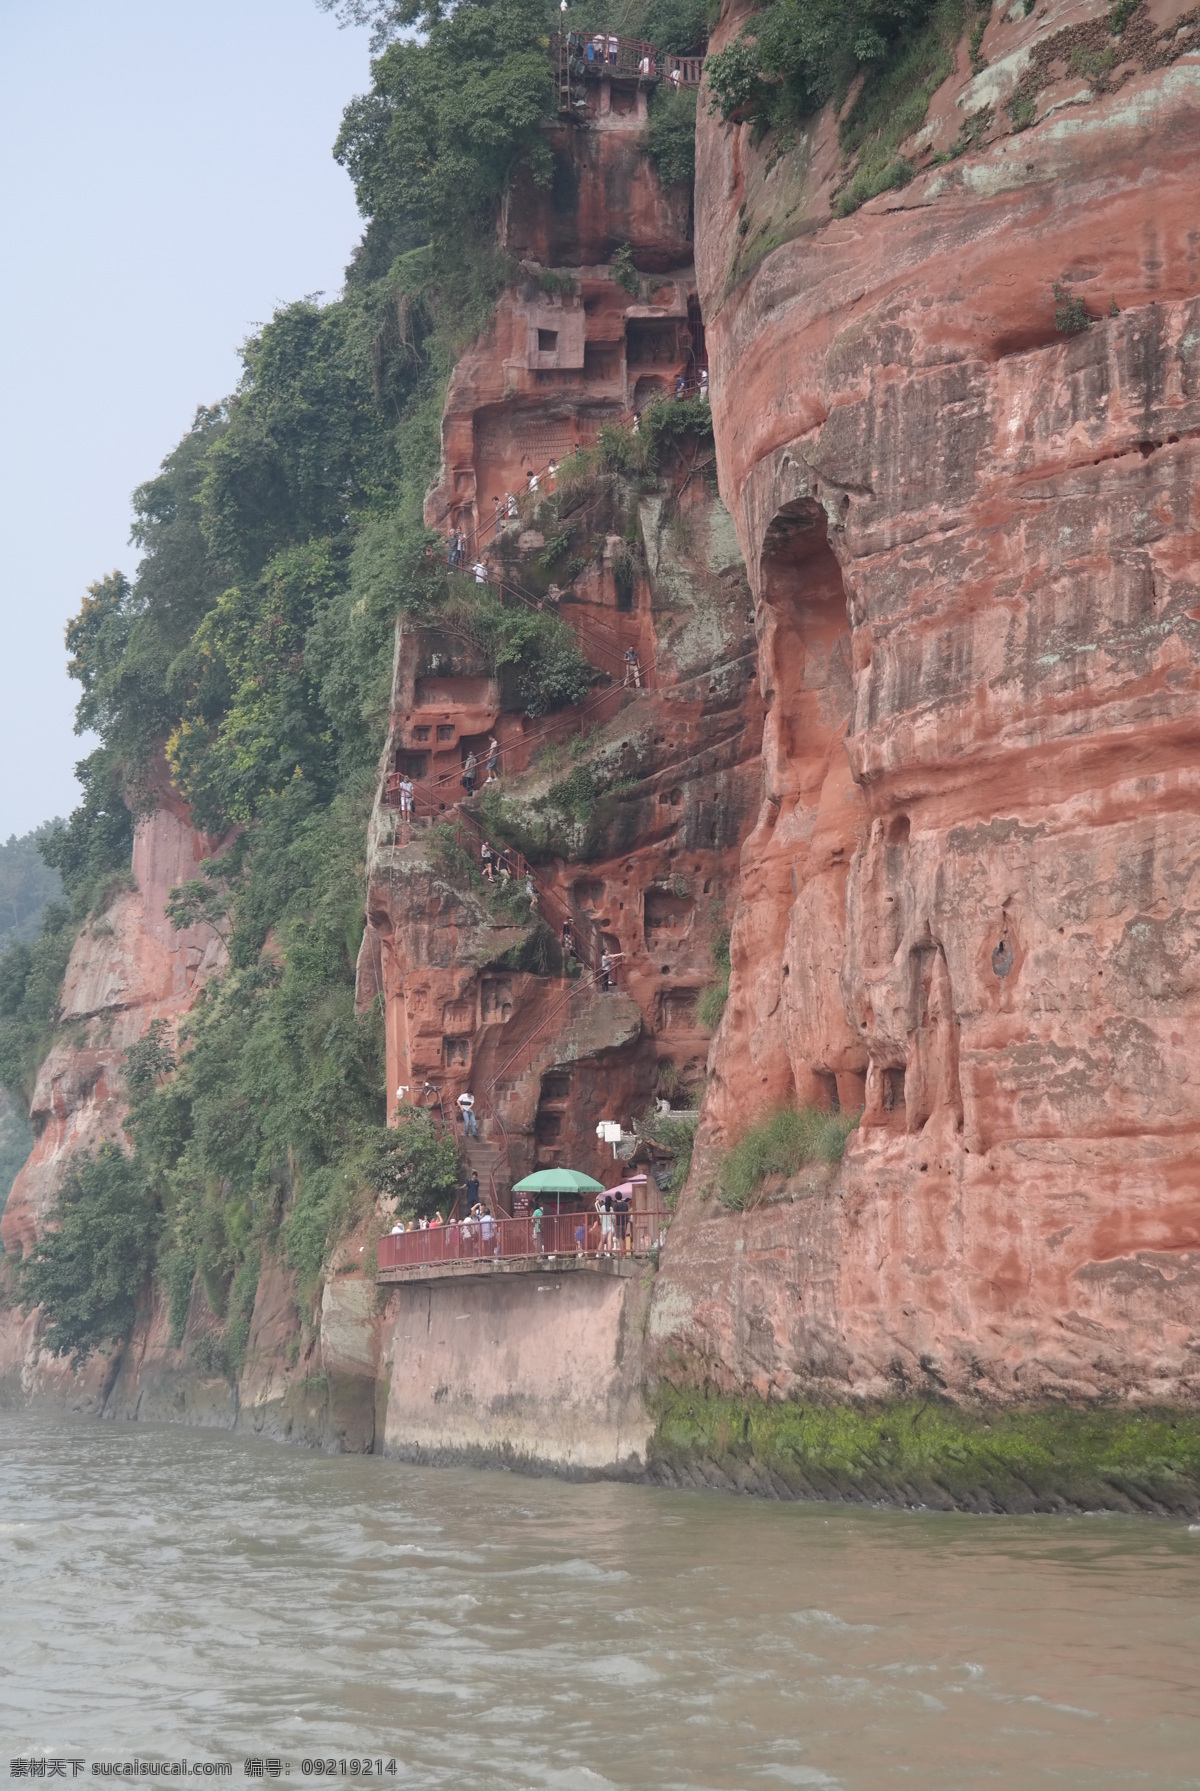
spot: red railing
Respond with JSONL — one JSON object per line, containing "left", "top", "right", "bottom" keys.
{"left": 377, "top": 1207, "right": 670, "bottom": 1276}
{"left": 664, "top": 55, "right": 704, "bottom": 86}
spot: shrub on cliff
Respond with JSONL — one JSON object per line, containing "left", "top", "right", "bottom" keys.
{"left": 706, "top": 0, "right": 986, "bottom": 216}
{"left": 718, "top": 1104, "right": 859, "bottom": 1209}
{"left": 0, "top": 903, "right": 75, "bottom": 1108}
{"left": 365, "top": 1107, "right": 462, "bottom": 1222}
{"left": 17, "top": 1144, "right": 156, "bottom": 1364}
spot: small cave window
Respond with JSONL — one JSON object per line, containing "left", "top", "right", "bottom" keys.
{"left": 538, "top": 328, "right": 559, "bottom": 353}
{"left": 412, "top": 726, "right": 431, "bottom": 742}
{"left": 437, "top": 724, "right": 455, "bottom": 743}
{"left": 881, "top": 1067, "right": 906, "bottom": 1113}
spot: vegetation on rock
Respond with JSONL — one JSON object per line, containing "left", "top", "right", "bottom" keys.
{"left": 650, "top": 1385, "right": 1200, "bottom": 1514}
{"left": 718, "top": 1103, "right": 859, "bottom": 1208}
{"left": 3, "top": 0, "right": 587, "bottom": 1354}
{"left": 17, "top": 1144, "right": 156, "bottom": 1365}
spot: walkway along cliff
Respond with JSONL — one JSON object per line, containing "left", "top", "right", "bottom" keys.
{"left": 4, "top": 0, "right": 1200, "bottom": 1511}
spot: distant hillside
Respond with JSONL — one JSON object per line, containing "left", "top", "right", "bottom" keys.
{"left": 0, "top": 824, "right": 63, "bottom": 955}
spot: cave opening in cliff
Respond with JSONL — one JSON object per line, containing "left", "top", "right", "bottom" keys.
{"left": 758, "top": 497, "right": 856, "bottom": 809}
{"left": 758, "top": 496, "right": 867, "bottom": 1113}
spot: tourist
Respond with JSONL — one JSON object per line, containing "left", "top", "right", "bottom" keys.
{"left": 607, "top": 33, "right": 619, "bottom": 65}
{"left": 493, "top": 495, "right": 502, "bottom": 528}
{"left": 506, "top": 490, "right": 518, "bottom": 518}
{"left": 418, "top": 1216, "right": 429, "bottom": 1231}
{"left": 466, "top": 1170, "right": 480, "bottom": 1208}
{"left": 623, "top": 645, "right": 641, "bottom": 688}
{"left": 532, "top": 1202, "right": 544, "bottom": 1253}
{"left": 398, "top": 774, "right": 414, "bottom": 819}
{"left": 574, "top": 1216, "right": 587, "bottom": 1258}
{"left": 561, "top": 916, "right": 576, "bottom": 961}
{"left": 390, "top": 1218, "right": 406, "bottom": 1234}
{"left": 599, "top": 948, "right": 624, "bottom": 991}
{"left": 481, "top": 840, "right": 495, "bottom": 880}
{"left": 597, "top": 1193, "right": 615, "bottom": 1254}
{"left": 669, "top": 63, "right": 682, "bottom": 89}
{"left": 481, "top": 1206, "right": 498, "bottom": 1256}
{"left": 614, "top": 1189, "right": 631, "bottom": 1253}
{"left": 547, "top": 460, "right": 558, "bottom": 491}
{"left": 462, "top": 751, "right": 478, "bottom": 796}
{"left": 457, "top": 1089, "right": 478, "bottom": 1137}
{"left": 528, "top": 469, "right": 539, "bottom": 496}
{"left": 586, "top": 34, "right": 598, "bottom": 62}
{"left": 638, "top": 50, "right": 652, "bottom": 76}
{"left": 473, "top": 559, "right": 487, "bottom": 585}
{"left": 699, "top": 367, "right": 709, "bottom": 399}
{"left": 676, "top": 372, "right": 688, "bottom": 396}
{"left": 524, "top": 872, "right": 536, "bottom": 904}
{"left": 485, "top": 736, "right": 499, "bottom": 780}
{"left": 496, "top": 848, "right": 512, "bottom": 882}
{"left": 431, "top": 1211, "right": 444, "bottom": 1227}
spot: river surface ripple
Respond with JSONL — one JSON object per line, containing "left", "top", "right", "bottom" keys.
{"left": 1, "top": 1412, "right": 1199, "bottom": 1789}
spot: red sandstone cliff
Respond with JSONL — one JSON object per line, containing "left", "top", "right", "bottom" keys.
{"left": 646, "top": 0, "right": 1200, "bottom": 1408}
{"left": 0, "top": 794, "right": 226, "bottom": 1261}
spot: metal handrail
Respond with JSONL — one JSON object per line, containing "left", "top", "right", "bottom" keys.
{"left": 377, "top": 1206, "right": 671, "bottom": 1276}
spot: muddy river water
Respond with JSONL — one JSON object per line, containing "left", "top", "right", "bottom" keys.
{"left": 1, "top": 1413, "right": 1198, "bottom": 1789}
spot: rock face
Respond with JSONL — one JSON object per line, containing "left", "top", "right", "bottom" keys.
{"left": 0, "top": 794, "right": 226, "bottom": 1259}
{"left": 648, "top": 0, "right": 1200, "bottom": 1408}
{"left": 8, "top": 6, "right": 1200, "bottom": 1483}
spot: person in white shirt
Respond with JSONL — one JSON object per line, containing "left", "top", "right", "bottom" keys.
{"left": 398, "top": 775, "right": 414, "bottom": 819}
{"left": 457, "top": 1090, "right": 478, "bottom": 1137}
{"left": 473, "top": 560, "right": 487, "bottom": 585}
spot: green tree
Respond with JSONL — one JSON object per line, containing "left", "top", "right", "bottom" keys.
{"left": 17, "top": 1143, "right": 156, "bottom": 1362}
{"left": 366, "top": 1105, "right": 462, "bottom": 1220}
{"left": 331, "top": 0, "right": 556, "bottom": 272}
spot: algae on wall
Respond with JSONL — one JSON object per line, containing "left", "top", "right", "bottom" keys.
{"left": 648, "top": 1385, "right": 1200, "bottom": 1516}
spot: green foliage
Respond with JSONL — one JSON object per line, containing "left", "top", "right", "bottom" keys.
{"left": 1005, "top": 91, "right": 1036, "bottom": 131}
{"left": 643, "top": 1106, "right": 699, "bottom": 1194}
{"left": 706, "top": 0, "right": 946, "bottom": 125}
{"left": 1053, "top": 279, "right": 1092, "bottom": 335}
{"left": 832, "top": 0, "right": 966, "bottom": 214}
{"left": 37, "top": 750, "right": 134, "bottom": 915}
{"left": 718, "top": 1103, "right": 859, "bottom": 1208}
{"left": 542, "top": 763, "right": 601, "bottom": 824}
{"left": 706, "top": 1, "right": 982, "bottom": 218}
{"left": 0, "top": 1089, "right": 33, "bottom": 1231}
{"left": 1109, "top": 0, "right": 1141, "bottom": 33}
{"left": 696, "top": 927, "right": 730, "bottom": 1031}
{"left": 0, "top": 904, "right": 75, "bottom": 1106}
{"left": 198, "top": 298, "right": 397, "bottom": 583}
{"left": 123, "top": 1019, "right": 177, "bottom": 1098}
{"left": 650, "top": 1385, "right": 1200, "bottom": 1514}
{"left": 0, "top": 825, "right": 63, "bottom": 955}
{"left": 17, "top": 1143, "right": 156, "bottom": 1363}
{"left": 610, "top": 243, "right": 639, "bottom": 295}
{"left": 331, "top": 0, "right": 555, "bottom": 280}
{"left": 444, "top": 581, "right": 594, "bottom": 716}
{"left": 643, "top": 84, "right": 698, "bottom": 187}
{"left": 365, "top": 1106, "right": 461, "bottom": 1220}
{"left": 164, "top": 1247, "right": 195, "bottom": 1347}
{"left": 225, "top": 1248, "right": 261, "bottom": 1373}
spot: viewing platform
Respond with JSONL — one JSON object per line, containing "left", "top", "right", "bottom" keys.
{"left": 552, "top": 31, "right": 704, "bottom": 114}
{"left": 377, "top": 1207, "right": 670, "bottom": 1283}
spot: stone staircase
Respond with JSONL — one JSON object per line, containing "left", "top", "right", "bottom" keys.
{"left": 461, "top": 1123, "right": 509, "bottom": 1215}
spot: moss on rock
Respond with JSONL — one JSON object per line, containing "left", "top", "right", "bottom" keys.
{"left": 647, "top": 1384, "right": 1200, "bottom": 1516}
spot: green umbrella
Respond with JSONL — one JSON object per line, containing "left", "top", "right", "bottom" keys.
{"left": 513, "top": 1168, "right": 604, "bottom": 1193}
{"left": 512, "top": 1166, "right": 605, "bottom": 1216}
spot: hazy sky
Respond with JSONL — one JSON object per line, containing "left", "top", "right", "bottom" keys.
{"left": 0, "top": 0, "right": 373, "bottom": 840}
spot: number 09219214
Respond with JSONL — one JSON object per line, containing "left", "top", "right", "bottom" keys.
{"left": 299, "top": 1761, "right": 397, "bottom": 1776}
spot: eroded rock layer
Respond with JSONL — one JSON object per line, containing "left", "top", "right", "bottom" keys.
{"left": 649, "top": 0, "right": 1200, "bottom": 1408}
